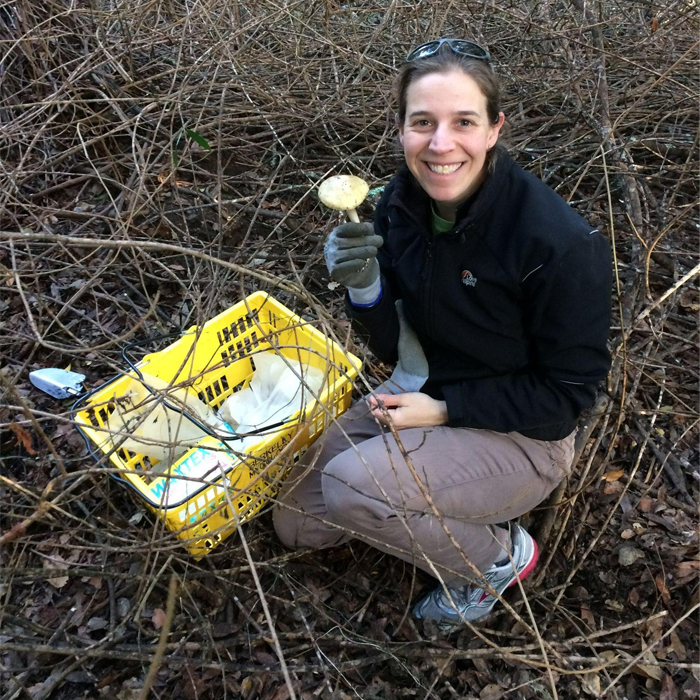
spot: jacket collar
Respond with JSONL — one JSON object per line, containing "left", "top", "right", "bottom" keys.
{"left": 388, "top": 146, "right": 513, "bottom": 237}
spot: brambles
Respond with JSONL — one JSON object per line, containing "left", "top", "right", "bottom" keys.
{"left": 1, "top": 2, "right": 697, "bottom": 699}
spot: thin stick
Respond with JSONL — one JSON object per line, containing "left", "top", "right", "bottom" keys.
{"left": 137, "top": 574, "right": 179, "bottom": 700}
{"left": 635, "top": 262, "right": 700, "bottom": 323}
{"left": 601, "top": 602, "right": 700, "bottom": 694}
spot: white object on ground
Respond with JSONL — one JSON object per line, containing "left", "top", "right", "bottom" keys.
{"left": 318, "top": 174, "right": 369, "bottom": 223}
{"left": 30, "top": 368, "right": 85, "bottom": 399}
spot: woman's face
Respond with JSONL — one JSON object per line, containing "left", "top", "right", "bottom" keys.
{"left": 399, "top": 69, "right": 504, "bottom": 220}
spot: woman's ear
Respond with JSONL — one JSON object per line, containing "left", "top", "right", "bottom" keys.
{"left": 488, "top": 112, "right": 506, "bottom": 149}
{"left": 396, "top": 114, "right": 405, "bottom": 146}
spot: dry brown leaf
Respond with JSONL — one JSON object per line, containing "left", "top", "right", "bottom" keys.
{"left": 599, "top": 650, "right": 621, "bottom": 665}
{"left": 241, "top": 676, "right": 260, "bottom": 700}
{"left": 581, "top": 603, "right": 596, "bottom": 629}
{"left": 674, "top": 560, "right": 700, "bottom": 583}
{"left": 633, "top": 646, "right": 664, "bottom": 681}
{"left": 9, "top": 421, "right": 36, "bottom": 455}
{"left": 269, "top": 681, "right": 301, "bottom": 700}
{"left": 604, "top": 481, "right": 624, "bottom": 496}
{"left": 632, "top": 662, "right": 664, "bottom": 681}
{"left": 602, "top": 469, "right": 625, "bottom": 482}
{"left": 655, "top": 574, "right": 671, "bottom": 604}
{"left": 42, "top": 552, "right": 70, "bottom": 589}
{"left": 660, "top": 673, "right": 679, "bottom": 700}
{"left": 638, "top": 497, "right": 655, "bottom": 512}
{"left": 629, "top": 587, "right": 640, "bottom": 606}
{"left": 581, "top": 672, "right": 602, "bottom": 696}
{"left": 152, "top": 607, "right": 166, "bottom": 629}
{"left": 48, "top": 575, "right": 69, "bottom": 589}
{"left": 646, "top": 614, "right": 666, "bottom": 643}
{"left": 668, "top": 630, "right": 687, "bottom": 661}
{"left": 479, "top": 684, "right": 504, "bottom": 700}
{"left": 253, "top": 648, "right": 277, "bottom": 666}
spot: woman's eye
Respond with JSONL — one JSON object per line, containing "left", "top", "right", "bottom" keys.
{"left": 459, "top": 119, "right": 473, "bottom": 127}
{"left": 412, "top": 119, "right": 431, "bottom": 127}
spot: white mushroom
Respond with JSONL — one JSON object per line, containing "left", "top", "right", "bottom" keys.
{"left": 318, "top": 174, "right": 369, "bottom": 223}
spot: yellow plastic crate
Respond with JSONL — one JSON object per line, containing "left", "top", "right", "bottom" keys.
{"left": 75, "top": 292, "right": 361, "bottom": 557}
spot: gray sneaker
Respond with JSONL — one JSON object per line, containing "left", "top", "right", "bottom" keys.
{"left": 413, "top": 523, "right": 539, "bottom": 624}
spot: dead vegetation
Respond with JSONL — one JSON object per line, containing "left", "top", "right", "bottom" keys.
{"left": 1, "top": 1, "right": 698, "bottom": 699}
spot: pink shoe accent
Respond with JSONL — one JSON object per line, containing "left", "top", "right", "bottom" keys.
{"left": 508, "top": 538, "right": 539, "bottom": 587}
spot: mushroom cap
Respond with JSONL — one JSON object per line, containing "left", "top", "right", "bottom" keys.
{"left": 318, "top": 175, "right": 369, "bottom": 211}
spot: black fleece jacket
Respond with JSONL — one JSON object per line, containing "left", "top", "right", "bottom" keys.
{"left": 347, "top": 149, "right": 612, "bottom": 441}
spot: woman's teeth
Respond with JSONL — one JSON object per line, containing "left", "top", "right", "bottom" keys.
{"left": 428, "top": 163, "right": 461, "bottom": 174}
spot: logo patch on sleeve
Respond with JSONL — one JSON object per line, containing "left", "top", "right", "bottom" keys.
{"left": 461, "top": 270, "right": 477, "bottom": 287}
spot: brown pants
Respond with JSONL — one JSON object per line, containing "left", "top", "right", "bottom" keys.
{"left": 272, "top": 396, "right": 575, "bottom": 585}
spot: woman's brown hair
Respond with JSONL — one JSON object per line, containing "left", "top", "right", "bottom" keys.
{"left": 394, "top": 43, "right": 502, "bottom": 126}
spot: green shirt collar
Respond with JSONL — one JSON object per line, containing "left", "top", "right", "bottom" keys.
{"left": 431, "top": 202, "right": 455, "bottom": 235}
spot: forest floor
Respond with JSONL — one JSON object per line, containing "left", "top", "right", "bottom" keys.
{"left": 1, "top": 2, "right": 698, "bottom": 700}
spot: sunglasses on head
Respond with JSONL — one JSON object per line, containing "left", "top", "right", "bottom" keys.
{"left": 406, "top": 39, "right": 491, "bottom": 63}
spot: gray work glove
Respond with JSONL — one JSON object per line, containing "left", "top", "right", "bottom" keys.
{"left": 388, "top": 299, "right": 429, "bottom": 392}
{"left": 324, "top": 222, "right": 384, "bottom": 290}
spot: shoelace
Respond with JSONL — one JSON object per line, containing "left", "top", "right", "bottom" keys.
{"left": 436, "top": 585, "right": 470, "bottom": 613}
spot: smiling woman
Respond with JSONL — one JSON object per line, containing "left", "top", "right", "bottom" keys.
{"left": 398, "top": 69, "right": 504, "bottom": 219}
{"left": 274, "top": 39, "right": 613, "bottom": 628}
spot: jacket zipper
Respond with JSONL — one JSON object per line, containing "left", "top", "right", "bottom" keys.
{"left": 422, "top": 235, "right": 435, "bottom": 338}
{"left": 422, "top": 223, "right": 473, "bottom": 339}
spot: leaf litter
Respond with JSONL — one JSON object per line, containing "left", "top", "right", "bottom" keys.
{"left": 0, "top": 2, "right": 698, "bottom": 699}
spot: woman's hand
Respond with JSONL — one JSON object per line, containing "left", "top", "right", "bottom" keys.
{"left": 324, "top": 222, "right": 384, "bottom": 289}
{"left": 368, "top": 392, "right": 448, "bottom": 430}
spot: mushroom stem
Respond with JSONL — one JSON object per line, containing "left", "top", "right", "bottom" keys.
{"left": 346, "top": 209, "right": 360, "bottom": 223}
